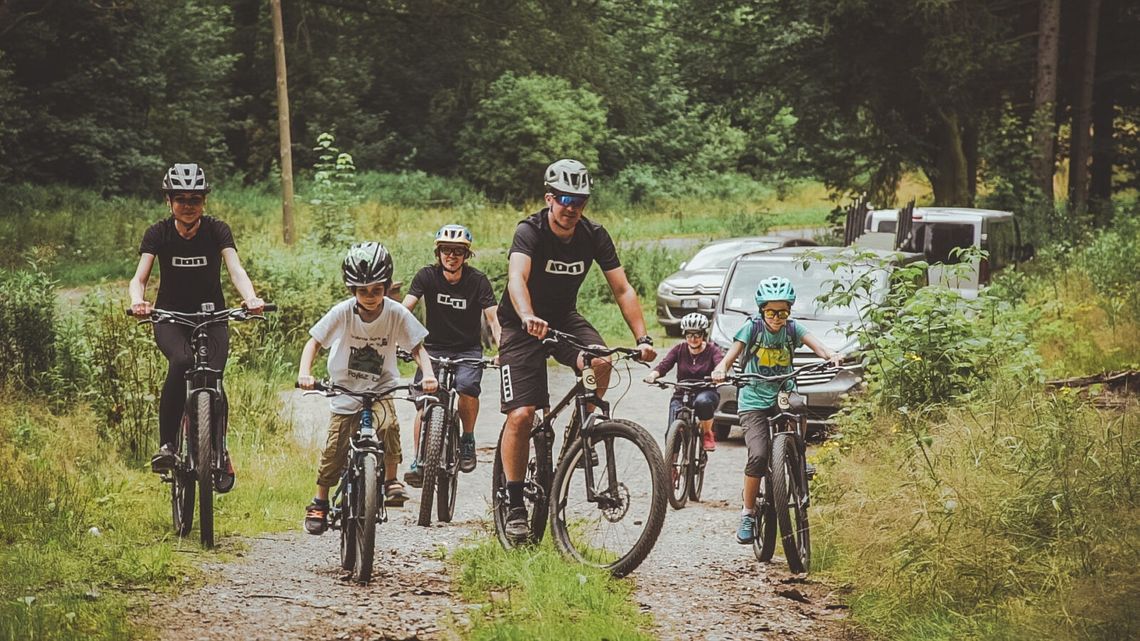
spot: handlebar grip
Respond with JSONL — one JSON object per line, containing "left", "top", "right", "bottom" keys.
{"left": 263, "top": 303, "right": 278, "bottom": 312}
{"left": 125, "top": 309, "right": 136, "bottom": 317}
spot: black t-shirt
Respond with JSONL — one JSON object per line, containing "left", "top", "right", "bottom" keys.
{"left": 498, "top": 209, "right": 621, "bottom": 328}
{"left": 409, "top": 264, "right": 497, "bottom": 351}
{"left": 139, "top": 216, "right": 236, "bottom": 313}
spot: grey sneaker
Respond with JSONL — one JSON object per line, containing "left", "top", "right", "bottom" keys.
{"left": 403, "top": 460, "right": 423, "bottom": 488}
{"left": 505, "top": 507, "right": 530, "bottom": 541}
{"left": 459, "top": 438, "right": 477, "bottom": 473}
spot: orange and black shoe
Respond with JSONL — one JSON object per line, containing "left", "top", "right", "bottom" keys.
{"left": 304, "top": 501, "right": 329, "bottom": 535}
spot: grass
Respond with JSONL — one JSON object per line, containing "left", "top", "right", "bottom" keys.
{"left": 450, "top": 536, "right": 654, "bottom": 641}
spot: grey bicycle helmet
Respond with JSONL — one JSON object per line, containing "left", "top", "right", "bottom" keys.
{"left": 342, "top": 242, "right": 394, "bottom": 287}
{"left": 755, "top": 276, "right": 796, "bottom": 307}
{"left": 679, "top": 313, "right": 710, "bottom": 333}
{"left": 162, "top": 163, "right": 211, "bottom": 193}
{"left": 434, "top": 224, "right": 473, "bottom": 248}
{"left": 543, "top": 159, "right": 591, "bottom": 195}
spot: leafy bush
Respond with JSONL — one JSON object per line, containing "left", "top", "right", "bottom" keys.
{"left": 352, "top": 170, "right": 484, "bottom": 208}
{"left": 0, "top": 265, "right": 57, "bottom": 392}
{"left": 307, "top": 132, "right": 359, "bottom": 248}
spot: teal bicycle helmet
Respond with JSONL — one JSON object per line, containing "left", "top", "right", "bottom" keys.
{"left": 755, "top": 276, "right": 796, "bottom": 307}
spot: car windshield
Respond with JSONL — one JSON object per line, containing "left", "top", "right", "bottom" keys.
{"left": 685, "top": 241, "right": 777, "bottom": 270}
{"left": 721, "top": 258, "right": 888, "bottom": 321}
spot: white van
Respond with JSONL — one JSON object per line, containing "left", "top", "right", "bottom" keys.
{"left": 855, "top": 207, "right": 1032, "bottom": 298}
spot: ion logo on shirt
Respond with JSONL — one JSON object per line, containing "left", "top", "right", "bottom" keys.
{"left": 172, "top": 256, "right": 208, "bottom": 267}
{"left": 545, "top": 259, "right": 585, "bottom": 275}
{"left": 436, "top": 293, "right": 468, "bottom": 310}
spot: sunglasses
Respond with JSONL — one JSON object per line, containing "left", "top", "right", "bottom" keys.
{"left": 172, "top": 195, "right": 205, "bottom": 207}
{"left": 438, "top": 246, "right": 467, "bottom": 257}
{"left": 552, "top": 193, "right": 589, "bottom": 208}
{"left": 683, "top": 331, "right": 705, "bottom": 338}
{"left": 762, "top": 309, "right": 791, "bottom": 320}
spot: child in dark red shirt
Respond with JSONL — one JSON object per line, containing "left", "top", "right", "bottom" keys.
{"left": 643, "top": 313, "right": 725, "bottom": 451}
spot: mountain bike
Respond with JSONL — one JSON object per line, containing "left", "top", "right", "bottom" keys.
{"left": 298, "top": 381, "right": 430, "bottom": 583}
{"left": 491, "top": 329, "right": 669, "bottom": 578}
{"left": 414, "top": 353, "right": 498, "bottom": 526}
{"left": 726, "top": 361, "right": 833, "bottom": 574}
{"left": 129, "top": 303, "right": 276, "bottom": 548}
{"left": 649, "top": 378, "right": 714, "bottom": 510}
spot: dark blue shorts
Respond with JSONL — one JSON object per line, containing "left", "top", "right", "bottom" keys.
{"left": 415, "top": 346, "right": 484, "bottom": 397}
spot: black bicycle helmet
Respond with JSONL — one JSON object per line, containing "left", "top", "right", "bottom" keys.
{"left": 162, "top": 163, "right": 211, "bottom": 193}
{"left": 342, "top": 242, "right": 394, "bottom": 287}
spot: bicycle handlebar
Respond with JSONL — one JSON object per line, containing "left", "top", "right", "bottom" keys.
{"left": 126, "top": 304, "right": 278, "bottom": 322}
{"left": 649, "top": 378, "right": 716, "bottom": 390}
{"left": 395, "top": 348, "right": 498, "bottom": 369}
{"left": 295, "top": 380, "right": 438, "bottom": 405}
{"left": 722, "top": 360, "right": 833, "bottom": 386}
{"left": 541, "top": 328, "right": 645, "bottom": 362}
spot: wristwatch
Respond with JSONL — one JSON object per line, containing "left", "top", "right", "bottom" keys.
{"left": 636, "top": 335, "right": 654, "bottom": 347}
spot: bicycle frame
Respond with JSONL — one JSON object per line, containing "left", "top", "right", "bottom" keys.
{"left": 330, "top": 397, "right": 388, "bottom": 530}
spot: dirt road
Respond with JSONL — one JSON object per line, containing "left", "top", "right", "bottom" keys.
{"left": 155, "top": 364, "right": 857, "bottom": 640}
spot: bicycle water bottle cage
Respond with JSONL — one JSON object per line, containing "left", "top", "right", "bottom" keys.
{"left": 201, "top": 302, "right": 215, "bottom": 313}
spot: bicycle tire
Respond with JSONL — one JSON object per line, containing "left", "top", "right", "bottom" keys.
{"left": 751, "top": 487, "right": 777, "bottom": 562}
{"left": 492, "top": 417, "right": 550, "bottom": 548}
{"left": 550, "top": 418, "right": 668, "bottom": 578}
{"left": 437, "top": 414, "right": 460, "bottom": 523}
{"left": 172, "top": 412, "right": 195, "bottom": 537}
{"left": 663, "top": 420, "right": 690, "bottom": 510}
{"left": 339, "top": 475, "right": 356, "bottom": 571}
{"left": 417, "top": 405, "right": 446, "bottom": 526}
{"left": 195, "top": 392, "right": 214, "bottom": 548}
{"left": 770, "top": 433, "right": 809, "bottom": 573}
{"left": 690, "top": 440, "right": 707, "bottom": 502}
{"left": 353, "top": 453, "right": 380, "bottom": 583}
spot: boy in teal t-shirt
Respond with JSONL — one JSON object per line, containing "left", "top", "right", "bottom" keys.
{"left": 712, "top": 276, "right": 840, "bottom": 545}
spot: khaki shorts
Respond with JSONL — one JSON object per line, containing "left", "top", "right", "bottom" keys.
{"left": 316, "top": 399, "right": 401, "bottom": 488}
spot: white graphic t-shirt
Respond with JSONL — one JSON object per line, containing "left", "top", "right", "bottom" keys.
{"left": 309, "top": 297, "right": 429, "bottom": 414}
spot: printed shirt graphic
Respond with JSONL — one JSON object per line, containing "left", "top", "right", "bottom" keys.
{"left": 310, "top": 297, "right": 429, "bottom": 414}
{"left": 498, "top": 208, "right": 621, "bottom": 327}
{"left": 409, "top": 264, "right": 496, "bottom": 351}
{"left": 139, "top": 216, "right": 235, "bottom": 312}
{"left": 733, "top": 320, "right": 808, "bottom": 411}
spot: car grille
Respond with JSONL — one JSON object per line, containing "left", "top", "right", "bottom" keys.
{"left": 669, "top": 286, "right": 720, "bottom": 296}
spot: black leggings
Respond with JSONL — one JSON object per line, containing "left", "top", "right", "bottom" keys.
{"left": 154, "top": 322, "right": 229, "bottom": 447}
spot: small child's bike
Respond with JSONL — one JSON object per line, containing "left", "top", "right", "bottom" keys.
{"left": 649, "top": 378, "right": 714, "bottom": 510}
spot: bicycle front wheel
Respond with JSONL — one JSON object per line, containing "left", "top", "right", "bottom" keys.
{"left": 690, "top": 441, "right": 708, "bottom": 502}
{"left": 771, "top": 433, "right": 810, "bottom": 573}
{"left": 417, "top": 405, "right": 446, "bottom": 527}
{"left": 194, "top": 391, "right": 214, "bottom": 548}
{"left": 550, "top": 419, "right": 668, "bottom": 578}
{"left": 172, "top": 412, "right": 195, "bottom": 536}
{"left": 353, "top": 453, "right": 380, "bottom": 583}
{"left": 663, "top": 420, "right": 690, "bottom": 510}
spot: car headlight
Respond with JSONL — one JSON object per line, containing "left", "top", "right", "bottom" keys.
{"left": 657, "top": 282, "right": 672, "bottom": 295}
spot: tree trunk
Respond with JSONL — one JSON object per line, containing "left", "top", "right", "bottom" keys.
{"left": 271, "top": 0, "right": 296, "bottom": 245}
{"left": 964, "top": 121, "right": 978, "bottom": 206}
{"left": 1089, "top": 73, "right": 1115, "bottom": 220}
{"left": 926, "top": 110, "right": 970, "bottom": 206}
{"left": 1069, "top": 0, "right": 1102, "bottom": 216}
{"left": 1031, "top": 0, "right": 1061, "bottom": 205}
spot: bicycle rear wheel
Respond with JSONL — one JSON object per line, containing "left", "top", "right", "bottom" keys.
{"left": 492, "top": 417, "right": 551, "bottom": 548}
{"left": 689, "top": 441, "right": 708, "bottom": 502}
{"left": 550, "top": 419, "right": 668, "bottom": 578}
{"left": 194, "top": 391, "right": 214, "bottom": 548}
{"left": 663, "top": 420, "right": 690, "bottom": 510}
{"left": 437, "top": 414, "right": 460, "bottom": 523}
{"left": 172, "top": 412, "right": 195, "bottom": 536}
{"left": 353, "top": 453, "right": 380, "bottom": 583}
{"left": 771, "top": 433, "right": 810, "bottom": 573}
{"left": 417, "top": 405, "right": 446, "bottom": 527}
{"left": 751, "top": 482, "right": 777, "bottom": 562}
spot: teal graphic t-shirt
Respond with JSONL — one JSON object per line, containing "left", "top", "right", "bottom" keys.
{"left": 733, "top": 320, "right": 808, "bottom": 411}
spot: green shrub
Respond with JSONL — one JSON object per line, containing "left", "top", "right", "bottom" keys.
{"left": 0, "top": 264, "right": 58, "bottom": 392}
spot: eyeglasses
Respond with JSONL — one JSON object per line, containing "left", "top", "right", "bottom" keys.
{"left": 552, "top": 193, "right": 589, "bottom": 208}
{"left": 762, "top": 309, "right": 791, "bottom": 320}
{"left": 683, "top": 331, "right": 705, "bottom": 338}
{"left": 438, "top": 246, "right": 467, "bottom": 257}
{"left": 172, "top": 195, "right": 205, "bottom": 208}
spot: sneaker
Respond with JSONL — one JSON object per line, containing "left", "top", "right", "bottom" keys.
{"left": 403, "top": 460, "right": 423, "bottom": 488}
{"left": 150, "top": 443, "right": 176, "bottom": 473}
{"left": 736, "top": 512, "right": 757, "bottom": 544}
{"left": 215, "top": 451, "right": 236, "bottom": 493}
{"left": 702, "top": 431, "right": 717, "bottom": 452}
{"left": 304, "top": 502, "right": 329, "bottom": 535}
{"left": 459, "top": 438, "right": 477, "bottom": 473}
{"left": 384, "top": 479, "right": 409, "bottom": 507}
{"left": 505, "top": 507, "right": 530, "bottom": 541}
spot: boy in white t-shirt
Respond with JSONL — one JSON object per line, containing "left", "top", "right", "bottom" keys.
{"left": 297, "top": 242, "right": 438, "bottom": 535}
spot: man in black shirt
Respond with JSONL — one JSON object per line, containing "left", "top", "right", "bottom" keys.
{"left": 128, "top": 163, "right": 265, "bottom": 492}
{"left": 497, "top": 159, "right": 656, "bottom": 540}
{"left": 402, "top": 224, "right": 501, "bottom": 484}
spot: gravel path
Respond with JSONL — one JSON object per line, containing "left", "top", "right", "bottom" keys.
{"left": 153, "top": 363, "right": 859, "bottom": 640}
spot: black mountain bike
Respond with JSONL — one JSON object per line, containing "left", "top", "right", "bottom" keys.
{"left": 491, "top": 329, "right": 669, "bottom": 578}
{"left": 650, "top": 379, "right": 714, "bottom": 510}
{"left": 414, "top": 353, "right": 498, "bottom": 526}
{"left": 130, "top": 303, "right": 276, "bottom": 548}
{"left": 726, "top": 361, "right": 832, "bottom": 574}
{"left": 299, "top": 381, "right": 429, "bottom": 583}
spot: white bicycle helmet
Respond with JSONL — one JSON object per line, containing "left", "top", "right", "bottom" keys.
{"left": 162, "top": 163, "right": 210, "bottom": 193}
{"left": 543, "top": 159, "right": 591, "bottom": 195}
{"left": 434, "top": 224, "right": 473, "bottom": 248}
{"left": 680, "top": 313, "right": 710, "bottom": 334}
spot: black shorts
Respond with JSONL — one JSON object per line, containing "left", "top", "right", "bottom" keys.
{"left": 499, "top": 312, "right": 605, "bottom": 412}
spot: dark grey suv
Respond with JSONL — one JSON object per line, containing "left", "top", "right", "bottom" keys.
{"left": 655, "top": 236, "right": 816, "bottom": 336}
